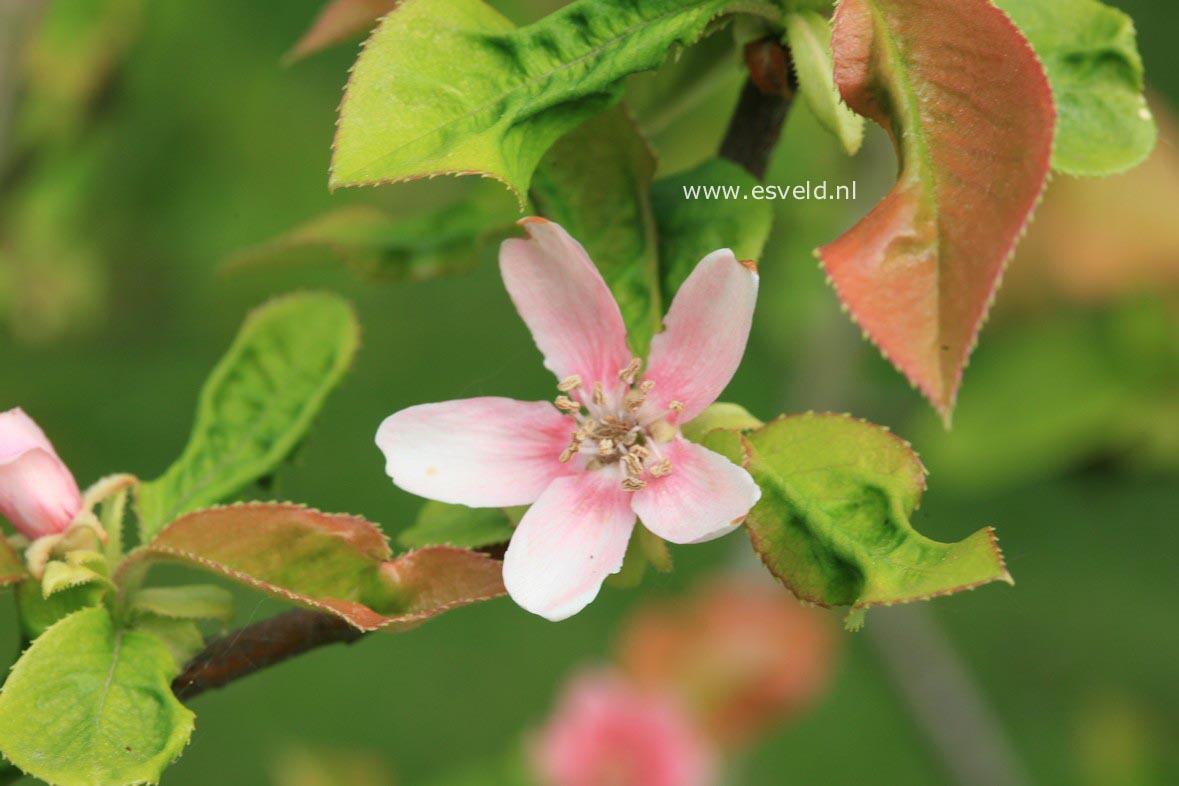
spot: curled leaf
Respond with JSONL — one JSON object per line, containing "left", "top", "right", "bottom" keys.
{"left": 126, "top": 503, "right": 505, "bottom": 632}
{"left": 820, "top": 0, "right": 1054, "bottom": 420}
{"left": 739, "top": 414, "right": 1012, "bottom": 610}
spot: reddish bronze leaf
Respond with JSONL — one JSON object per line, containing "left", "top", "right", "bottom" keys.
{"left": 821, "top": 0, "right": 1054, "bottom": 421}
{"left": 286, "top": 0, "right": 397, "bottom": 63}
{"left": 128, "top": 503, "right": 504, "bottom": 632}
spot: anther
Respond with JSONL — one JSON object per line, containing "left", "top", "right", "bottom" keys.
{"left": 618, "top": 357, "right": 642, "bottom": 384}
{"left": 559, "top": 445, "right": 577, "bottom": 463}
{"left": 622, "top": 453, "right": 643, "bottom": 477}
{"left": 629, "top": 445, "right": 651, "bottom": 461}
{"left": 554, "top": 396, "right": 581, "bottom": 413}
{"left": 649, "top": 459, "right": 673, "bottom": 478}
{"left": 640, "top": 380, "right": 655, "bottom": 393}
{"left": 621, "top": 478, "right": 647, "bottom": 492}
{"left": 557, "top": 375, "right": 582, "bottom": 392}
{"left": 592, "top": 382, "right": 605, "bottom": 406}
{"left": 623, "top": 390, "right": 646, "bottom": 413}
{"left": 598, "top": 438, "right": 615, "bottom": 455}
{"left": 669, "top": 400, "right": 685, "bottom": 414}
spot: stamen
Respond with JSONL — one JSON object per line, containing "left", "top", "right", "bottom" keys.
{"left": 623, "top": 390, "right": 646, "bottom": 413}
{"left": 622, "top": 453, "right": 643, "bottom": 477}
{"left": 557, "top": 375, "right": 582, "bottom": 392}
{"left": 669, "top": 400, "right": 685, "bottom": 414}
{"left": 621, "top": 477, "right": 647, "bottom": 492}
{"left": 618, "top": 357, "right": 642, "bottom": 385}
{"left": 554, "top": 396, "right": 581, "bottom": 413}
{"left": 628, "top": 445, "right": 651, "bottom": 461}
{"left": 559, "top": 444, "right": 577, "bottom": 463}
{"left": 592, "top": 381, "right": 605, "bottom": 406}
{"left": 649, "top": 459, "right": 673, "bottom": 478}
{"left": 640, "top": 380, "right": 655, "bottom": 393}
{"left": 598, "top": 438, "right": 615, "bottom": 456}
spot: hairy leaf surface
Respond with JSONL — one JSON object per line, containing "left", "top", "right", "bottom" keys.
{"left": 137, "top": 293, "right": 359, "bottom": 540}
{"left": 129, "top": 503, "right": 505, "bottom": 631}
{"left": 0, "top": 607, "right": 194, "bottom": 786}
{"left": 994, "top": 0, "right": 1155, "bottom": 176}
{"left": 820, "top": 0, "right": 1054, "bottom": 421}
{"left": 739, "top": 414, "right": 1011, "bottom": 608}
{"left": 331, "top": 0, "right": 781, "bottom": 199}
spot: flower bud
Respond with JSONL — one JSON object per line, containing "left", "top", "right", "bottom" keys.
{"left": 0, "top": 409, "right": 83, "bottom": 540}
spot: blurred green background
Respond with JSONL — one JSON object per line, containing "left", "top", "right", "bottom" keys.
{"left": 1, "top": 1, "right": 1176, "bottom": 784}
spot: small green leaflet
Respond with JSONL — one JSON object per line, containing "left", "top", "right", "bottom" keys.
{"left": 131, "top": 584, "right": 236, "bottom": 625}
{"left": 136, "top": 293, "right": 360, "bottom": 541}
{"left": 0, "top": 607, "right": 195, "bottom": 786}
{"left": 993, "top": 0, "right": 1156, "bottom": 175}
{"left": 398, "top": 500, "right": 517, "bottom": 550}
{"left": 784, "top": 11, "right": 864, "bottom": 155}
{"left": 331, "top": 0, "right": 784, "bottom": 201}
{"left": 707, "top": 414, "right": 1012, "bottom": 610}
{"left": 650, "top": 158, "right": 773, "bottom": 301}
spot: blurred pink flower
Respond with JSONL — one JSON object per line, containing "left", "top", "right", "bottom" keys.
{"left": 619, "top": 579, "right": 836, "bottom": 748}
{"left": 534, "top": 670, "right": 717, "bottom": 786}
{"left": 377, "top": 218, "right": 761, "bottom": 620}
{"left": 0, "top": 408, "right": 83, "bottom": 540}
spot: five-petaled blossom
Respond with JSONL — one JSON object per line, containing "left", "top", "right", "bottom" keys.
{"left": 0, "top": 408, "right": 83, "bottom": 540}
{"left": 532, "top": 670, "right": 717, "bottom": 786}
{"left": 377, "top": 218, "right": 762, "bottom": 620}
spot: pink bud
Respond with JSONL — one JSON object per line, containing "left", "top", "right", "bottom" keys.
{"left": 533, "top": 670, "right": 717, "bottom": 786}
{"left": 0, "top": 408, "right": 83, "bottom": 540}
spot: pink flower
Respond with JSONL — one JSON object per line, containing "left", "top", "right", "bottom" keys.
{"left": 533, "top": 670, "right": 717, "bottom": 786}
{"left": 0, "top": 408, "right": 83, "bottom": 540}
{"left": 377, "top": 218, "right": 761, "bottom": 620}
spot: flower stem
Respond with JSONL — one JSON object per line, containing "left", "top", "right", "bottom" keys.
{"left": 718, "top": 38, "right": 797, "bottom": 181}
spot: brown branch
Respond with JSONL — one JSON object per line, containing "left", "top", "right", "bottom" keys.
{"left": 719, "top": 38, "right": 797, "bottom": 181}
{"left": 168, "top": 46, "right": 797, "bottom": 702}
{"left": 172, "top": 609, "right": 364, "bottom": 700}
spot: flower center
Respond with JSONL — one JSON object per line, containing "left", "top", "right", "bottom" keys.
{"left": 552, "top": 358, "right": 683, "bottom": 492}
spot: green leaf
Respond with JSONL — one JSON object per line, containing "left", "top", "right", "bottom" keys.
{"left": 125, "top": 503, "right": 505, "bottom": 632}
{"left": 650, "top": 158, "right": 773, "bottom": 300}
{"left": 15, "top": 578, "right": 105, "bottom": 640}
{"left": 398, "top": 501, "right": 516, "bottom": 550}
{"left": 331, "top": 0, "right": 783, "bottom": 200}
{"left": 42, "top": 559, "right": 110, "bottom": 598}
{"left": 136, "top": 293, "right": 360, "bottom": 541}
{"left": 741, "top": 414, "right": 1012, "bottom": 609}
{"left": 0, "top": 537, "right": 27, "bottom": 587}
{"left": 821, "top": 0, "right": 1054, "bottom": 420}
{"left": 0, "top": 607, "right": 194, "bottom": 786}
{"left": 131, "top": 585, "right": 235, "bottom": 625}
{"left": 993, "top": 0, "right": 1156, "bottom": 176}
{"left": 224, "top": 198, "right": 516, "bottom": 283}
{"left": 131, "top": 617, "right": 206, "bottom": 670}
{"left": 681, "top": 402, "right": 763, "bottom": 442}
{"left": 530, "top": 107, "right": 662, "bottom": 354}
{"left": 784, "top": 11, "right": 864, "bottom": 155}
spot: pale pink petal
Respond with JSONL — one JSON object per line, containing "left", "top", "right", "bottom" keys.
{"left": 0, "top": 450, "right": 83, "bottom": 540}
{"left": 500, "top": 219, "right": 633, "bottom": 393}
{"left": 644, "top": 250, "right": 758, "bottom": 422}
{"left": 632, "top": 439, "right": 760, "bottom": 545}
{"left": 377, "top": 397, "right": 575, "bottom": 508}
{"left": 535, "top": 670, "right": 717, "bottom": 786}
{"left": 0, "top": 409, "right": 82, "bottom": 539}
{"left": 0, "top": 408, "right": 58, "bottom": 463}
{"left": 503, "top": 472, "right": 635, "bottom": 621}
